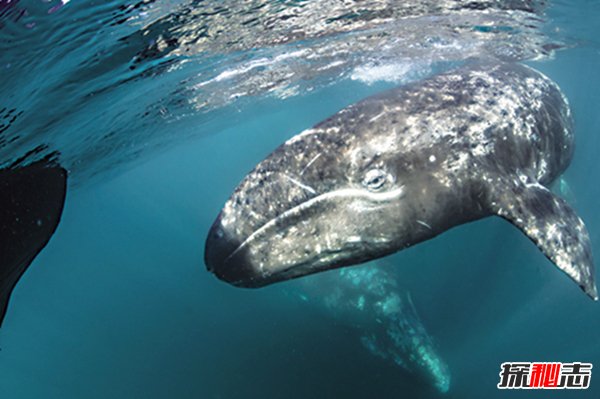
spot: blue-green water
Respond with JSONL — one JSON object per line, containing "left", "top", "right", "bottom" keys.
{"left": 1, "top": 1, "right": 600, "bottom": 398}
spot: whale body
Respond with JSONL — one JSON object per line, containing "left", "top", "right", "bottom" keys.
{"left": 294, "top": 262, "right": 450, "bottom": 392}
{"left": 205, "top": 62, "right": 597, "bottom": 300}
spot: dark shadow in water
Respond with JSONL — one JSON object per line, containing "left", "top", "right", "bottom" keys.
{"left": 0, "top": 156, "right": 67, "bottom": 326}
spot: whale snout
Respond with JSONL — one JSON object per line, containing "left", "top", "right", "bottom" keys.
{"left": 204, "top": 214, "right": 261, "bottom": 287}
{"left": 205, "top": 181, "right": 409, "bottom": 288}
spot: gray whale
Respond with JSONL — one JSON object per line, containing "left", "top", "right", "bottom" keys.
{"left": 294, "top": 262, "right": 451, "bottom": 392}
{"left": 205, "top": 62, "right": 597, "bottom": 300}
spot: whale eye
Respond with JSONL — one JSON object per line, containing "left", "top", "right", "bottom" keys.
{"left": 362, "top": 168, "right": 389, "bottom": 191}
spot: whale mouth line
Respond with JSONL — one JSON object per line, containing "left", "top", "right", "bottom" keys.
{"left": 227, "top": 246, "right": 364, "bottom": 287}
{"left": 223, "top": 185, "right": 406, "bottom": 265}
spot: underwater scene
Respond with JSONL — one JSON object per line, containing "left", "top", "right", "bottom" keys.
{"left": 1, "top": 0, "right": 600, "bottom": 397}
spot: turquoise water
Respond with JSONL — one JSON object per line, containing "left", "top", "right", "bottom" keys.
{"left": 1, "top": 1, "right": 600, "bottom": 398}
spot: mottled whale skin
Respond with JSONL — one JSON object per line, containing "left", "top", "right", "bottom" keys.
{"left": 295, "top": 262, "right": 450, "bottom": 393}
{"left": 205, "top": 62, "right": 597, "bottom": 300}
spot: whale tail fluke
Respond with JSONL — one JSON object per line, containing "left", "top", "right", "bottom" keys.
{"left": 0, "top": 160, "right": 67, "bottom": 327}
{"left": 489, "top": 176, "right": 597, "bottom": 300}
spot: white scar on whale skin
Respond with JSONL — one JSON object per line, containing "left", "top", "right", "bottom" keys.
{"left": 300, "top": 153, "right": 322, "bottom": 175}
{"left": 416, "top": 220, "right": 432, "bottom": 230}
{"left": 283, "top": 174, "right": 318, "bottom": 194}
{"left": 285, "top": 124, "right": 344, "bottom": 146}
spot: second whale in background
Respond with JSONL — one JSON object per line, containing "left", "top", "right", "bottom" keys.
{"left": 291, "top": 261, "right": 451, "bottom": 393}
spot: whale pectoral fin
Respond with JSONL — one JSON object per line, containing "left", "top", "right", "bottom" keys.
{"left": 490, "top": 178, "right": 597, "bottom": 300}
{"left": 0, "top": 160, "right": 68, "bottom": 327}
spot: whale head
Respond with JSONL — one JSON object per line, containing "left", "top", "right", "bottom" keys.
{"left": 204, "top": 100, "right": 459, "bottom": 287}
